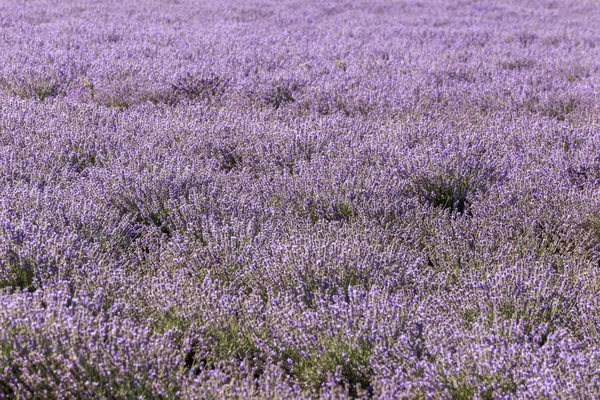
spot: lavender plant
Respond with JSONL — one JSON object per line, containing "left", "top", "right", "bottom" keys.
{"left": 1, "top": 0, "right": 600, "bottom": 398}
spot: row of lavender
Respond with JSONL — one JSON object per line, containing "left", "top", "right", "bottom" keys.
{"left": 1, "top": 0, "right": 600, "bottom": 398}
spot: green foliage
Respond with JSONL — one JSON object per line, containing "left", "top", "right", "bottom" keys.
{"left": 82, "top": 76, "right": 95, "bottom": 98}
{"left": 411, "top": 173, "right": 473, "bottom": 214}
{"left": 305, "top": 198, "right": 358, "bottom": 223}
{"left": 282, "top": 338, "right": 373, "bottom": 397}
{"left": 66, "top": 150, "right": 98, "bottom": 173}
{"left": 0, "top": 250, "right": 35, "bottom": 292}
{"left": 447, "top": 381, "right": 476, "bottom": 400}
{"left": 523, "top": 95, "right": 580, "bottom": 122}
{"left": 337, "top": 200, "right": 358, "bottom": 220}
{"left": 492, "top": 294, "right": 568, "bottom": 346}
{"left": 152, "top": 307, "right": 190, "bottom": 334}
{"left": 148, "top": 209, "right": 173, "bottom": 237}
{"left": 544, "top": 97, "right": 579, "bottom": 122}
{"left": 264, "top": 84, "right": 297, "bottom": 109}
{"left": 112, "top": 191, "right": 175, "bottom": 239}
{"left": 4, "top": 78, "right": 61, "bottom": 102}
{"left": 500, "top": 58, "right": 532, "bottom": 71}
{"left": 209, "top": 322, "right": 259, "bottom": 363}
{"left": 441, "top": 371, "right": 520, "bottom": 400}
{"left": 585, "top": 213, "right": 600, "bottom": 244}
{"left": 0, "top": 379, "right": 13, "bottom": 398}
{"left": 215, "top": 144, "right": 243, "bottom": 173}
{"left": 214, "top": 261, "right": 245, "bottom": 285}
{"left": 31, "top": 81, "right": 59, "bottom": 101}
{"left": 461, "top": 308, "right": 478, "bottom": 329}
{"left": 105, "top": 95, "right": 131, "bottom": 109}
{"left": 171, "top": 73, "right": 226, "bottom": 101}
{"left": 31, "top": 80, "right": 59, "bottom": 101}
{"left": 185, "top": 320, "right": 261, "bottom": 374}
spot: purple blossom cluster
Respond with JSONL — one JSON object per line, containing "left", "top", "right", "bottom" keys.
{"left": 1, "top": 0, "right": 600, "bottom": 398}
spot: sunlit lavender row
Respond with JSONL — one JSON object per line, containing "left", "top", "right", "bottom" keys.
{"left": 1, "top": 0, "right": 600, "bottom": 398}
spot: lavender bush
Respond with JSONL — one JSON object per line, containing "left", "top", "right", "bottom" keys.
{"left": 1, "top": 0, "right": 600, "bottom": 398}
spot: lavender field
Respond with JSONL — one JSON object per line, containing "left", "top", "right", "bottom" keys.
{"left": 1, "top": 0, "right": 600, "bottom": 398}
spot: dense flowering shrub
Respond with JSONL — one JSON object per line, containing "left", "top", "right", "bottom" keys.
{"left": 1, "top": 0, "right": 600, "bottom": 398}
